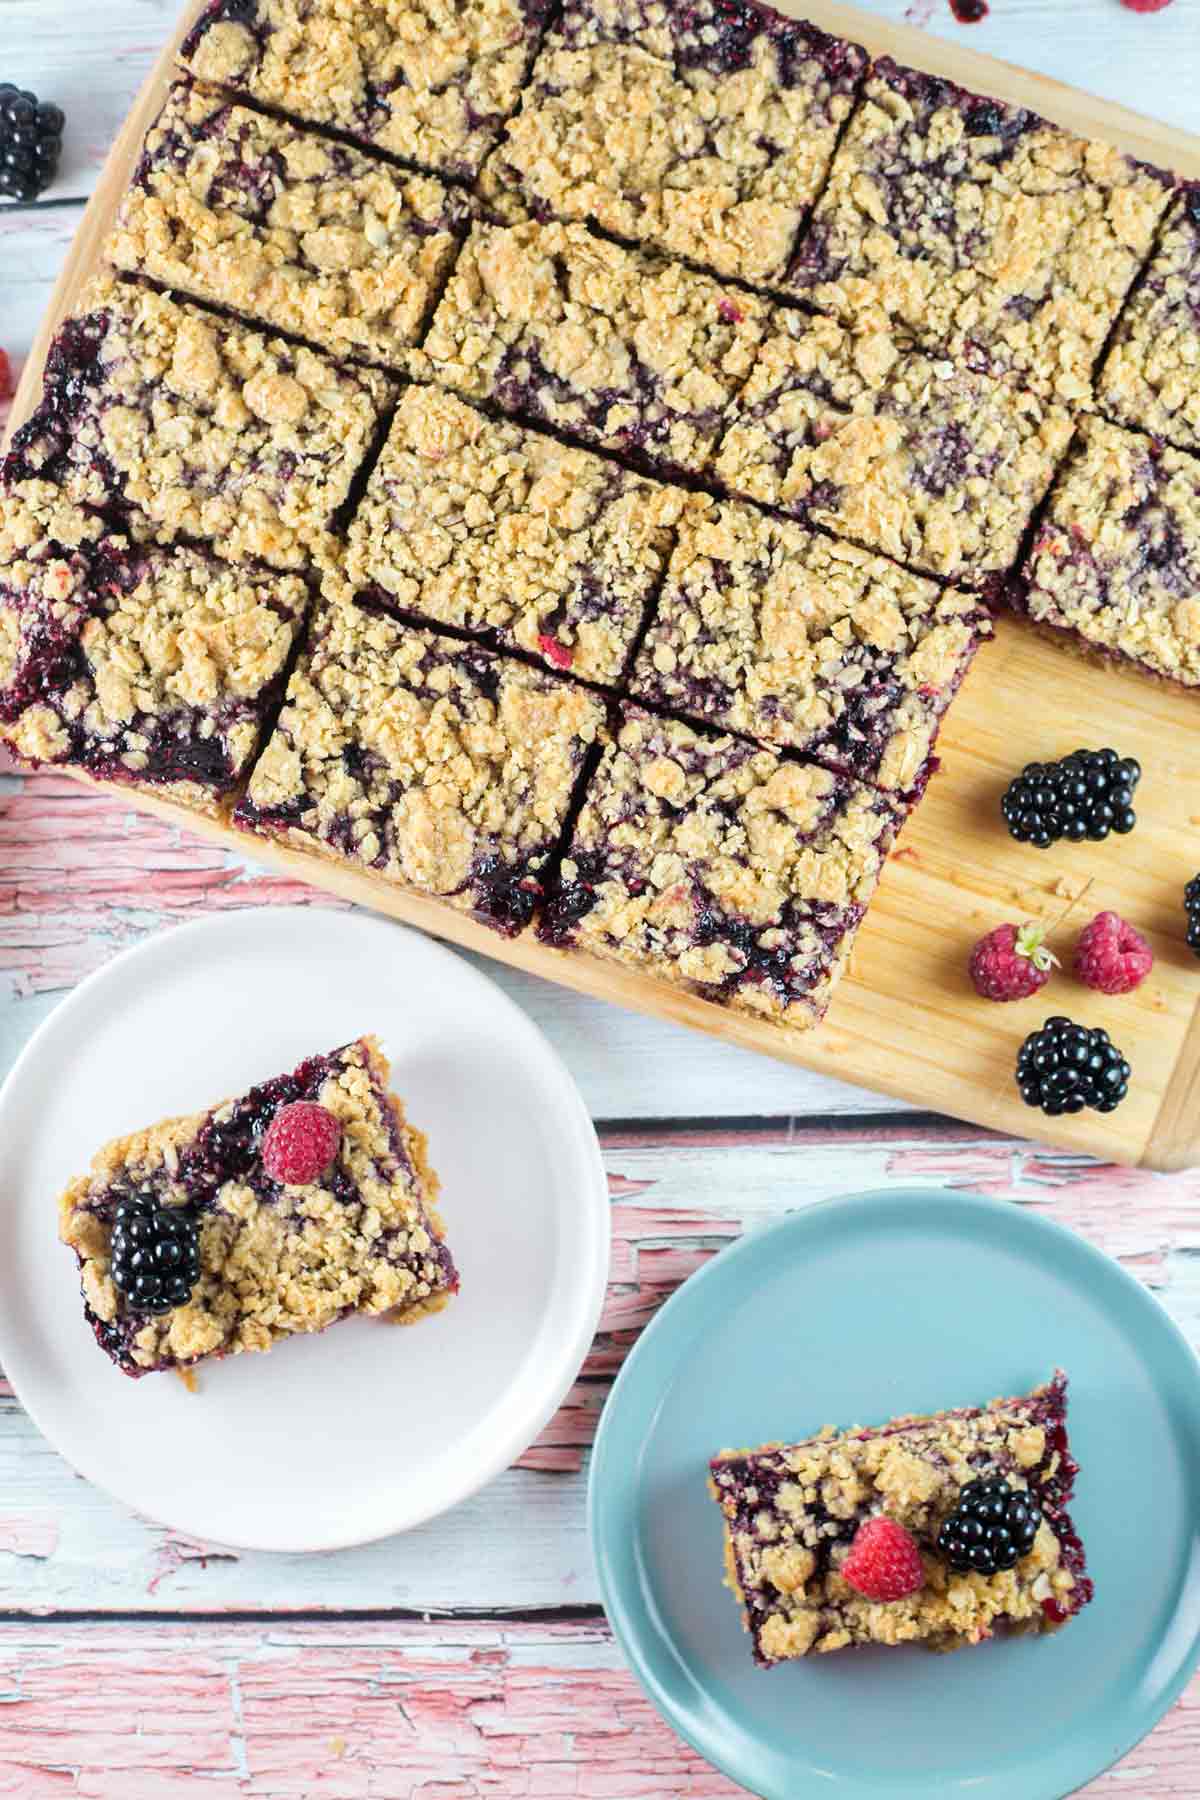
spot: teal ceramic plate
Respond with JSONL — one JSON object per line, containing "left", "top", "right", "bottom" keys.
{"left": 589, "top": 1188, "right": 1200, "bottom": 1799}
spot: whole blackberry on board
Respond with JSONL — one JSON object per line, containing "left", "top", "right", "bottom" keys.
{"left": 109, "top": 1194, "right": 201, "bottom": 1315}
{"left": 1016, "top": 1016, "right": 1131, "bottom": 1117}
{"left": 1186, "top": 876, "right": 1200, "bottom": 957}
{"left": 1001, "top": 749, "right": 1141, "bottom": 849}
{"left": 0, "top": 86, "right": 64, "bottom": 203}
{"left": 938, "top": 1477, "right": 1042, "bottom": 1575}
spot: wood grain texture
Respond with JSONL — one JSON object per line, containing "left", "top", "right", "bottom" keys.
{"left": 1, "top": 1, "right": 1199, "bottom": 1794}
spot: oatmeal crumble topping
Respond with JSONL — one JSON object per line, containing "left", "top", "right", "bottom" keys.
{"left": 58, "top": 1035, "right": 456, "bottom": 1376}
{"left": 328, "top": 382, "right": 688, "bottom": 684}
{"left": 108, "top": 81, "right": 471, "bottom": 368}
{"left": 0, "top": 487, "right": 307, "bottom": 812}
{"left": 630, "top": 493, "right": 990, "bottom": 796}
{"left": 544, "top": 703, "right": 900, "bottom": 1029}
{"left": 714, "top": 308, "right": 1072, "bottom": 580}
{"left": 180, "top": 0, "right": 556, "bottom": 182}
{"left": 710, "top": 1374, "right": 1091, "bottom": 1661}
{"left": 481, "top": 0, "right": 866, "bottom": 284}
{"left": 3, "top": 273, "right": 392, "bottom": 572}
{"left": 1019, "top": 415, "right": 1200, "bottom": 687}
{"left": 420, "top": 217, "right": 769, "bottom": 478}
{"left": 789, "top": 57, "right": 1173, "bottom": 405}
{"left": 1099, "top": 190, "right": 1200, "bottom": 456}
{"left": 237, "top": 601, "right": 605, "bottom": 932}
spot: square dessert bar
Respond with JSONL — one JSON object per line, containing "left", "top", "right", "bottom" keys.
{"left": 330, "top": 382, "right": 688, "bottom": 685}
{"left": 630, "top": 495, "right": 991, "bottom": 800}
{"left": 714, "top": 310, "right": 1073, "bottom": 581}
{"left": 709, "top": 1373, "right": 1092, "bottom": 1663}
{"left": 420, "top": 218, "right": 769, "bottom": 480}
{"left": 59, "top": 1035, "right": 456, "bottom": 1378}
{"left": 180, "top": 0, "right": 556, "bottom": 183}
{"left": 543, "top": 704, "right": 899, "bottom": 1030}
{"left": 237, "top": 601, "right": 606, "bottom": 933}
{"left": 2, "top": 274, "right": 392, "bottom": 572}
{"left": 790, "top": 58, "right": 1173, "bottom": 405}
{"left": 482, "top": 0, "right": 865, "bottom": 285}
{"left": 108, "top": 80, "right": 472, "bottom": 368}
{"left": 1099, "top": 189, "right": 1200, "bottom": 456}
{"left": 1018, "top": 416, "right": 1200, "bottom": 687}
{"left": 0, "top": 488, "right": 308, "bottom": 814}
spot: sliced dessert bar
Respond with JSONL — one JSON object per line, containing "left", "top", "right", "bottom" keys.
{"left": 329, "top": 383, "right": 688, "bottom": 685}
{"left": 59, "top": 1035, "right": 456, "bottom": 1378}
{"left": 709, "top": 1372, "right": 1092, "bottom": 1663}
{"left": 237, "top": 601, "right": 605, "bottom": 933}
{"left": 714, "top": 310, "right": 1072, "bottom": 581}
{"left": 420, "top": 218, "right": 769, "bottom": 479}
{"left": 1018, "top": 416, "right": 1200, "bottom": 686}
{"left": 0, "top": 487, "right": 308, "bottom": 813}
{"left": 1099, "top": 189, "right": 1200, "bottom": 456}
{"left": 481, "top": 0, "right": 865, "bottom": 285}
{"left": 789, "top": 58, "right": 1172, "bottom": 404}
{"left": 2, "top": 274, "right": 392, "bottom": 572}
{"left": 108, "top": 80, "right": 471, "bottom": 368}
{"left": 179, "top": 0, "right": 556, "bottom": 183}
{"left": 629, "top": 495, "right": 991, "bottom": 800}
{"left": 543, "top": 704, "right": 899, "bottom": 1030}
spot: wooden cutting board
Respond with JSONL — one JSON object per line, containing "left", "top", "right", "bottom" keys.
{"left": 6, "top": 0, "right": 1200, "bottom": 1170}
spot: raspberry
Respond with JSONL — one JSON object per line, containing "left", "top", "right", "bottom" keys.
{"left": 1120, "top": 0, "right": 1173, "bottom": 11}
{"left": 0, "top": 348, "right": 12, "bottom": 402}
{"left": 840, "top": 1517, "right": 925, "bottom": 1602}
{"left": 261, "top": 1100, "right": 342, "bottom": 1184}
{"left": 1074, "top": 910, "right": 1153, "bottom": 995}
{"left": 969, "top": 922, "right": 1057, "bottom": 1002}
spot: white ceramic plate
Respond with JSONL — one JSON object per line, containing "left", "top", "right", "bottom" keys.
{"left": 0, "top": 906, "right": 609, "bottom": 1551}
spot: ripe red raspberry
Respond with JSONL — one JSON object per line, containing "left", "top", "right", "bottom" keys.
{"left": 969, "top": 922, "right": 1057, "bottom": 1002}
{"left": 841, "top": 1518, "right": 925, "bottom": 1602}
{"left": 1074, "top": 910, "right": 1153, "bottom": 995}
{"left": 1120, "top": 0, "right": 1173, "bottom": 12}
{"left": 0, "top": 348, "right": 13, "bottom": 402}
{"left": 261, "top": 1101, "right": 342, "bottom": 1184}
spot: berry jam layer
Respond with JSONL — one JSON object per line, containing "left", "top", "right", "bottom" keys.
{"left": 108, "top": 80, "right": 471, "bottom": 369}
{"left": 1018, "top": 416, "right": 1200, "bottom": 687}
{"left": 237, "top": 601, "right": 605, "bottom": 932}
{"left": 542, "top": 704, "right": 899, "bottom": 1030}
{"left": 3, "top": 274, "right": 392, "bottom": 573}
{"left": 179, "top": 0, "right": 556, "bottom": 183}
{"left": 709, "top": 1372, "right": 1092, "bottom": 1664}
{"left": 629, "top": 495, "right": 991, "bottom": 799}
{"left": 1099, "top": 190, "right": 1200, "bottom": 457}
{"left": 480, "top": 0, "right": 865, "bottom": 285}
{"left": 58, "top": 1036, "right": 456, "bottom": 1378}
{"left": 789, "top": 58, "right": 1173, "bottom": 405}
{"left": 420, "top": 218, "right": 768, "bottom": 480}
{"left": 0, "top": 488, "right": 308, "bottom": 813}
{"left": 713, "top": 310, "right": 1073, "bottom": 581}
{"left": 329, "top": 383, "right": 687, "bottom": 685}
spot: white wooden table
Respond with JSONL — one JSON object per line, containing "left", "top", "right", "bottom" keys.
{"left": 1, "top": 2, "right": 1198, "bottom": 1792}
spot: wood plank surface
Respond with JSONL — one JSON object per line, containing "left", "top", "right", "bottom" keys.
{"left": 1, "top": 1, "right": 1199, "bottom": 1795}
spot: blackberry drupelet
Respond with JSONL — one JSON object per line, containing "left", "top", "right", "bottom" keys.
{"left": 938, "top": 1477, "right": 1042, "bottom": 1575}
{"left": 109, "top": 1193, "right": 201, "bottom": 1315}
{"left": 1001, "top": 748, "right": 1141, "bottom": 849}
{"left": 0, "top": 86, "right": 64, "bottom": 203}
{"left": 1016, "top": 1016, "right": 1131, "bottom": 1116}
{"left": 1186, "top": 875, "right": 1200, "bottom": 957}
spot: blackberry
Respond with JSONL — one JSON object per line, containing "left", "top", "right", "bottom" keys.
{"left": 1001, "top": 748, "right": 1141, "bottom": 849}
{"left": 1016, "top": 1016, "right": 1131, "bottom": 1116}
{"left": 938, "top": 1476, "right": 1042, "bottom": 1575}
{"left": 109, "top": 1193, "right": 201, "bottom": 1315}
{"left": 1186, "top": 875, "right": 1200, "bottom": 957}
{"left": 0, "top": 85, "right": 64, "bottom": 203}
